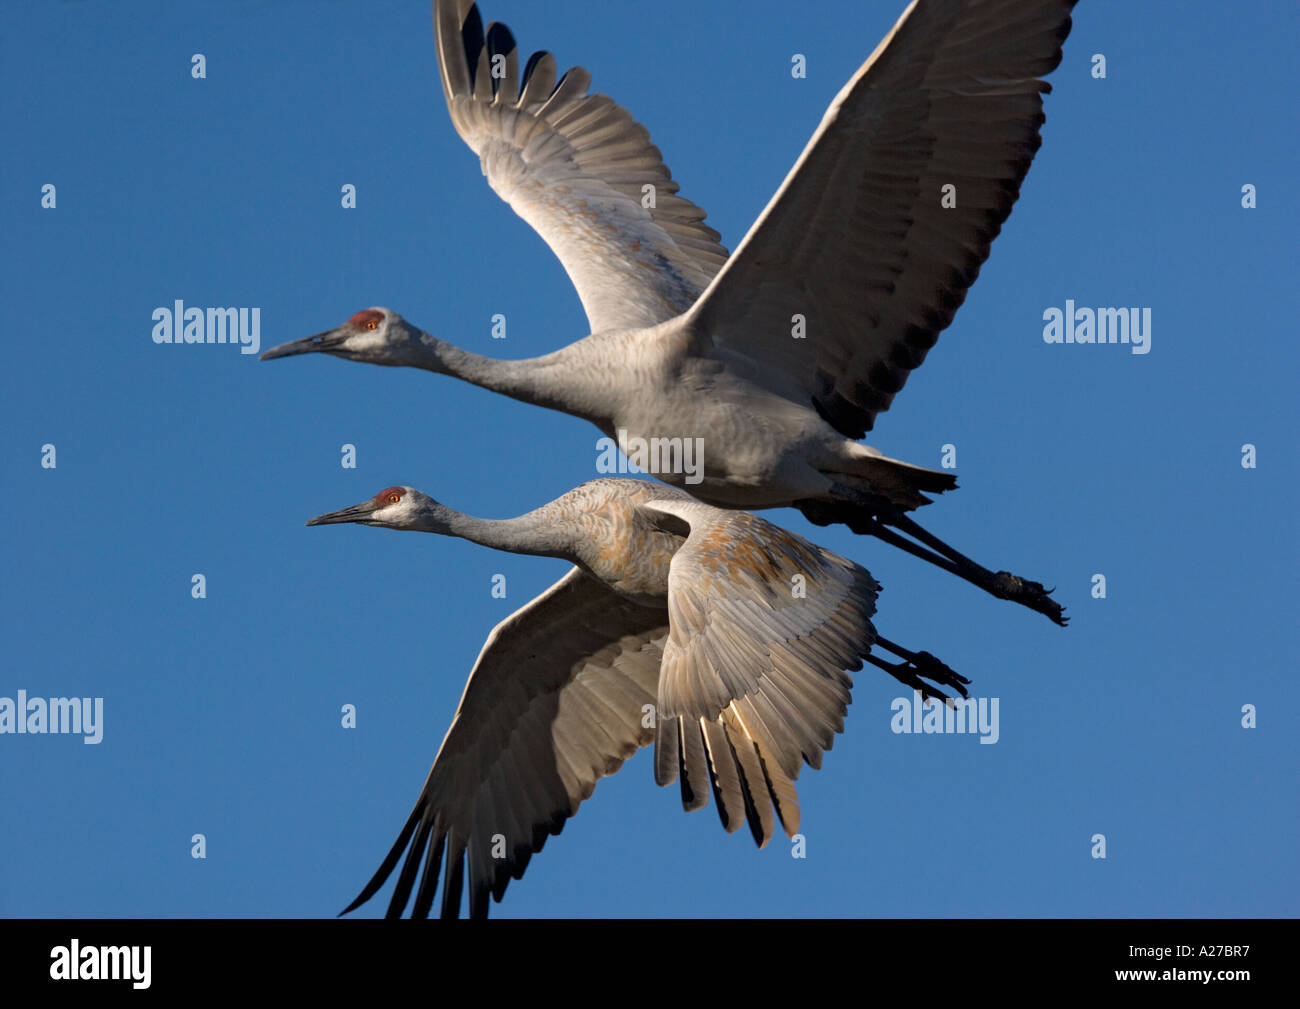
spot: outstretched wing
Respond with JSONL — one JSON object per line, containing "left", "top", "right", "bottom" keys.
{"left": 434, "top": 0, "right": 728, "bottom": 333}
{"left": 344, "top": 567, "right": 669, "bottom": 919}
{"left": 640, "top": 500, "right": 879, "bottom": 847}
{"left": 688, "top": 0, "right": 1077, "bottom": 437}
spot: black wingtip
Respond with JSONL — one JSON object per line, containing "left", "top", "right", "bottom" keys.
{"left": 461, "top": 3, "right": 484, "bottom": 92}
{"left": 337, "top": 800, "right": 426, "bottom": 918}
{"left": 386, "top": 816, "right": 436, "bottom": 919}
{"left": 521, "top": 49, "right": 550, "bottom": 94}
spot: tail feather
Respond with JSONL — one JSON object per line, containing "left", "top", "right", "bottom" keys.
{"left": 865, "top": 456, "right": 957, "bottom": 504}
{"left": 817, "top": 454, "right": 957, "bottom": 514}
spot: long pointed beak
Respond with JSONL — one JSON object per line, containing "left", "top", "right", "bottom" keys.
{"left": 306, "top": 500, "right": 379, "bottom": 526}
{"left": 260, "top": 327, "right": 347, "bottom": 361}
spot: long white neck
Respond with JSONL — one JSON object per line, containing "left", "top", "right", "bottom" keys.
{"left": 412, "top": 332, "right": 612, "bottom": 424}
{"left": 413, "top": 501, "right": 572, "bottom": 560}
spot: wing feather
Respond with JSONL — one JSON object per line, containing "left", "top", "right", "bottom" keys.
{"left": 642, "top": 500, "right": 880, "bottom": 841}
{"left": 688, "top": 0, "right": 1077, "bottom": 437}
{"left": 343, "top": 567, "right": 668, "bottom": 918}
{"left": 701, "top": 717, "right": 746, "bottom": 834}
{"left": 434, "top": 0, "right": 728, "bottom": 333}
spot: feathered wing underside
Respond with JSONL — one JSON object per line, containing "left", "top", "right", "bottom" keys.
{"left": 642, "top": 501, "right": 879, "bottom": 847}
{"left": 434, "top": 0, "right": 728, "bottom": 333}
{"left": 343, "top": 567, "right": 669, "bottom": 919}
{"left": 690, "top": 0, "right": 1078, "bottom": 438}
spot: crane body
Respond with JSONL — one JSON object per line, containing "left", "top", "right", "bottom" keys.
{"left": 307, "top": 477, "right": 969, "bottom": 918}
{"left": 263, "top": 0, "right": 1079, "bottom": 624}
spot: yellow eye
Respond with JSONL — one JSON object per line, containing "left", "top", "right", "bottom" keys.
{"left": 366, "top": 321, "right": 378, "bottom": 331}
{"left": 388, "top": 494, "right": 401, "bottom": 504}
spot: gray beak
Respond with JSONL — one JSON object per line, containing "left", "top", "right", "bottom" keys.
{"left": 306, "top": 500, "right": 379, "bottom": 527}
{"left": 260, "top": 327, "right": 347, "bottom": 361}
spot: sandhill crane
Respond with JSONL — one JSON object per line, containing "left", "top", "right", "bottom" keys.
{"left": 307, "top": 478, "right": 969, "bottom": 918}
{"left": 264, "top": 0, "right": 1076, "bottom": 624}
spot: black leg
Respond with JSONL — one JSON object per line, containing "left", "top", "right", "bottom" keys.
{"left": 869, "top": 635, "right": 971, "bottom": 703}
{"left": 880, "top": 510, "right": 1067, "bottom": 625}
{"left": 817, "top": 484, "right": 1068, "bottom": 626}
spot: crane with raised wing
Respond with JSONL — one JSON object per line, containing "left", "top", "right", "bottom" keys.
{"left": 263, "top": 0, "right": 1079, "bottom": 625}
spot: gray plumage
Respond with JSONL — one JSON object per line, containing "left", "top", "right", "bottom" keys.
{"left": 263, "top": 0, "right": 1077, "bottom": 625}
{"left": 309, "top": 479, "right": 966, "bottom": 918}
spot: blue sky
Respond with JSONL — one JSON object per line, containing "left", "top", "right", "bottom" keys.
{"left": 2, "top": 0, "right": 1296, "bottom": 918}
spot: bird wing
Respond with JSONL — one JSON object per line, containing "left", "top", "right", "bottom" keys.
{"left": 640, "top": 500, "right": 880, "bottom": 847}
{"left": 343, "top": 566, "right": 669, "bottom": 919}
{"left": 434, "top": 0, "right": 728, "bottom": 333}
{"left": 686, "top": 0, "right": 1077, "bottom": 438}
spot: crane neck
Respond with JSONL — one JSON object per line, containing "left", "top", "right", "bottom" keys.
{"left": 414, "top": 332, "right": 606, "bottom": 423}
{"left": 414, "top": 501, "right": 572, "bottom": 560}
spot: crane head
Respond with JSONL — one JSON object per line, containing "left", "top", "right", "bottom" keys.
{"left": 306, "top": 486, "right": 441, "bottom": 531}
{"left": 260, "top": 307, "right": 419, "bottom": 364}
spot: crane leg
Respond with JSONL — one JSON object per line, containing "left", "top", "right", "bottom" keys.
{"left": 808, "top": 483, "right": 1067, "bottom": 625}
{"left": 868, "top": 635, "right": 970, "bottom": 703}
{"left": 875, "top": 510, "right": 1067, "bottom": 626}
